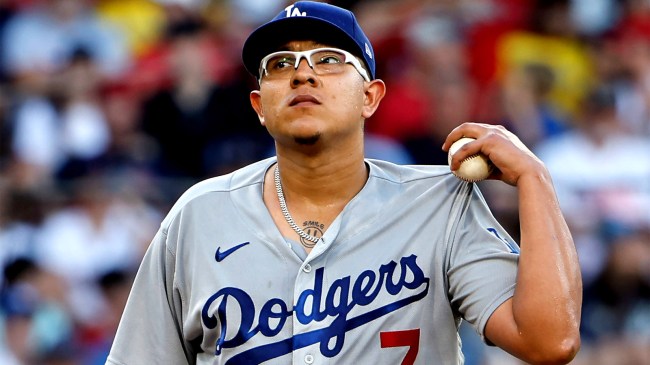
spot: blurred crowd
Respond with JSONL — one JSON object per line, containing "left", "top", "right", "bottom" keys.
{"left": 0, "top": 0, "right": 648, "bottom": 364}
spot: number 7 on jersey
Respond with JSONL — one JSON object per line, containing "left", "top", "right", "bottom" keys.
{"left": 380, "top": 328, "right": 420, "bottom": 365}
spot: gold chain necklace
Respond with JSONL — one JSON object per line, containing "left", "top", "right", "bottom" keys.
{"left": 274, "top": 165, "right": 319, "bottom": 247}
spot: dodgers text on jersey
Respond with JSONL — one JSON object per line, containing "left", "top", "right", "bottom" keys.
{"left": 201, "top": 254, "right": 430, "bottom": 364}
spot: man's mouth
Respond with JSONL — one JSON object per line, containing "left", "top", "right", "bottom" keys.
{"left": 289, "top": 95, "right": 321, "bottom": 106}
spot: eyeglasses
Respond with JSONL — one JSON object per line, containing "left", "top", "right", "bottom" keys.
{"left": 258, "top": 47, "right": 370, "bottom": 83}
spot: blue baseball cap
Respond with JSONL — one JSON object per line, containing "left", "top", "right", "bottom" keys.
{"left": 242, "top": 1, "right": 376, "bottom": 81}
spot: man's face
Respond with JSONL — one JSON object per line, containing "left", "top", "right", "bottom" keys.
{"left": 250, "top": 40, "right": 370, "bottom": 148}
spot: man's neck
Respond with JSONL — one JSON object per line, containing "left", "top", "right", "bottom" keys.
{"left": 263, "top": 150, "right": 368, "bottom": 252}
{"left": 274, "top": 154, "right": 368, "bottom": 207}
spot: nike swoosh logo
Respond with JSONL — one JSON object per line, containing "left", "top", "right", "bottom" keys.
{"left": 215, "top": 242, "right": 250, "bottom": 262}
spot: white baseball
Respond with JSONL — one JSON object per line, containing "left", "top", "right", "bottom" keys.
{"left": 447, "top": 137, "right": 492, "bottom": 182}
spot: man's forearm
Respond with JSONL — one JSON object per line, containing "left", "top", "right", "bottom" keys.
{"left": 512, "top": 169, "right": 582, "bottom": 362}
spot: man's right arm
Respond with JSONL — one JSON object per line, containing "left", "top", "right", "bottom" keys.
{"left": 106, "top": 230, "right": 193, "bottom": 365}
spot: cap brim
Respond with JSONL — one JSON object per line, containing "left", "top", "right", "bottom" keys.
{"left": 242, "top": 17, "right": 363, "bottom": 80}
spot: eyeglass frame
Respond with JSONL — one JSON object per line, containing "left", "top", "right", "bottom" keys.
{"left": 258, "top": 47, "right": 371, "bottom": 83}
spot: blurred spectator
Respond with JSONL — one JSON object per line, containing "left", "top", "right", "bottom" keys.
{"left": 0, "top": 257, "right": 74, "bottom": 365}
{"left": 363, "top": 133, "right": 414, "bottom": 165}
{"left": 356, "top": 0, "right": 435, "bottom": 142}
{"left": 569, "top": 0, "right": 620, "bottom": 38}
{"left": 0, "top": 258, "right": 40, "bottom": 364}
{"left": 582, "top": 230, "right": 650, "bottom": 337}
{"left": 6, "top": 47, "right": 113, "bottom": 189}
{"left": 571, "top": 336, "right": 650, "bottom": 365}
{"left": 377, "top": 8, "right": 479, "bottom": 165}
{"left": 0, "top": 84, "right": 11, "bottom": 171}
{"left": 119, "top": 0, "right": 243, "bottom": 96}
{"left": 494, "top": 0, "right": 596, "bottom": 124}
{"left": 53, "top": 48, "right": 112, "bottom": 180}
{"left": 463, "top": 0, "right": 534, "bottom": 120}
{"left": 95, "top": 0, "right": 167, "bottom": 58}
{"left": 0, "top": 187, "right": 53, "bottom": 280}
{"left": 79, "top": 270, "right": 133, "bottom": 365}
{"left": 6, "top": 94, "right": 61, "bottom": 188}
{"left": 1, "top": 0, "right": 129, "bottom": 85}
{"left": 576, "top": 229, "right": 650, "bottom": 364}
{"left": 500, "top": 62, "right": 569, "bottom": 148}
{"left": 1, "top": 0, "right": 131, "bottom": 189}
{"left": 33, "top": 174, "right": 160, "bottom": 327}
{"left": 0, "top": 0, "right": 17, "bottom": 82}
{"left": 607, "top": 1, "right": 650, "bottom": 136}
{"left": 95, "top": 84, "right": 153, "bottom": 178}
{"left": 138, "top": 18, "right": 273, "bottom": 189}
{"left": 535, "top": 84, "right": 650, "bottom": 287}
{"left": 227, "top": 0, "right": 287, "bottom": 26}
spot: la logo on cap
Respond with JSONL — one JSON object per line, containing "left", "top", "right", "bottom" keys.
{"left": 284, "top": 4, "right": 306, "bottom": 17}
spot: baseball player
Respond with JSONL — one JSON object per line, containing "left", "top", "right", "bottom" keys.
{"left": 106, "top": 2, "right": 582, "bottom": 364}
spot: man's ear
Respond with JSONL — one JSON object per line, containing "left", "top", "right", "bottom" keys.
{"left": 362, "top": 79, "right": 386, "bottom": 119}
{"left": 250, "top": 90, "right": 265, "bottom": 126}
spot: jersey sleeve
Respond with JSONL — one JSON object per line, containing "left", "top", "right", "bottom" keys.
{"left": 106, "top": 228, "right": 194, "bottom": 365}
{"left": 445, "top": 183, "right": 519, "bottom": 343}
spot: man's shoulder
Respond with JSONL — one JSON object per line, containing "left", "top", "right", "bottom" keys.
{"left": 366, "top": 159, "right": 454, "bottom": 184}
{"left": 160, "top": 158, "right": 275, "bottom": 229}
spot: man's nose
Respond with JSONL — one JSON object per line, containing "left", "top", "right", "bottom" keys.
{"left": 291, "top": 58, "right": 317, "bottom": 85}
{"left": 294, "top": 57, "right": 315, "bottom": 72}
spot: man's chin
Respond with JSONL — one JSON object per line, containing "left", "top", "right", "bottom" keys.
{"left": 294, "top": 133, "right": 321, "bottom": 146}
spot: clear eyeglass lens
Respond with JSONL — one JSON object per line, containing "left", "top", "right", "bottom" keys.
{"left": 264, "top": 49, "right": 347, "bottom": 78}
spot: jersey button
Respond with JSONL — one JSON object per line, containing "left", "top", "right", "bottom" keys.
{"left": 304, "top": 354, "right": 314, "bottom": 364}
{"left": 303, "top": 264, "right": 312, "bottom": 273}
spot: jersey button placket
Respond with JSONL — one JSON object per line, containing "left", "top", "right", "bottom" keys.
{"left": 293, "top": 261, "right": 316, "bottom": 365}
{"left": 304, "top": 354, "right": 315, "bottom": 364}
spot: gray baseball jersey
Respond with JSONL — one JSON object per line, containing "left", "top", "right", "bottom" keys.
{"left": 106, "top": 157, "right": 519, "bottom": 365}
